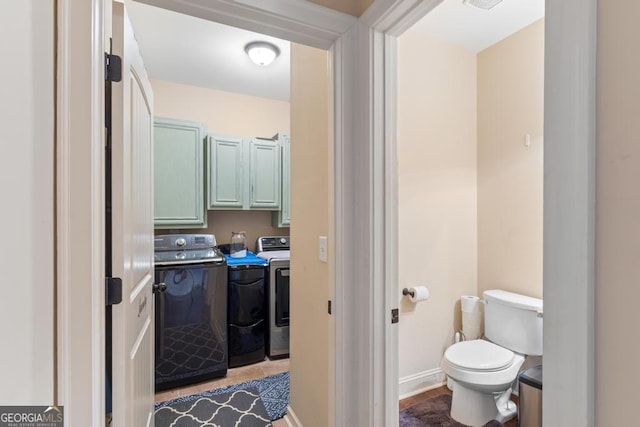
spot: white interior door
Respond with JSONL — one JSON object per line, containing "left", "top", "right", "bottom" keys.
{"left": 111, "top": 2, "right": 155, "bottom": 426}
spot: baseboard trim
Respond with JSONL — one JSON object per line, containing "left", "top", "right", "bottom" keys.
{"left": 283, "top": 405, "right": 303, "bottom": 427}
{"left": 398, "top": 368, "right": 447, "bottom": 400}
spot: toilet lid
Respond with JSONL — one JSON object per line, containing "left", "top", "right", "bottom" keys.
{"left": 445, "top": 340, "right": 515, "bottom": 372}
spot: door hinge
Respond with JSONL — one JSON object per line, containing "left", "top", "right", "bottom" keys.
{"left": 105, "top": 277, "right": 123, "bottom": 306}
{"left": 328, "top": 300, "right": 332, "bottom": 315}
{"left": 391, "top": 308, "right": 399, "bottom": 324}
{"left": 104, "top": 52, "right": 122, "bottom": 83}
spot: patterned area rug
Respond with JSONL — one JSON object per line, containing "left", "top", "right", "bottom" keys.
{"left": 155, "top": 386, "right": 271, "bottom": 426}
{"left": 400, "top": 394, "right": 504, "bottom": 427}
{"left": 155, "top": 371, "right": 289, "bottom": 426}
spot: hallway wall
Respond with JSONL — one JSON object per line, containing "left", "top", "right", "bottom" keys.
{"left": 289, "top": 42, "right": 333, "bottom": 426}
{"left": 0, "top": 1, "right": 55, "bottom": 404}
{"left": 596, "top": 1, "right": 640, "bottom": 423}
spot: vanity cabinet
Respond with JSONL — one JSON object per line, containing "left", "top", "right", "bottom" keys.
{"left": 153, "top": 117, "right": 206, "bottom": 228}
{"left": 272, "top": 134, "right": 290, "bottom": 227}
{"left": 207, "top": 135, "right": 281, "bottom": 210}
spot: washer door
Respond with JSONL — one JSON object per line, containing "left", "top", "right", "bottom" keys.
{"left": 164, "top": 269, "right": 194, "bottom": 296}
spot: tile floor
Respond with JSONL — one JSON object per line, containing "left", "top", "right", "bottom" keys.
{"left": 399, "top": 385, "right": 519, "bottom": 427}
{"left": 154, "top": 357, "right": 290, "bottom": 426}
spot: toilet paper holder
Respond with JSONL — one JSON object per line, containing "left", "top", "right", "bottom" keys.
{"left": 402, "top": 288, "right": 415, "bottom": 298}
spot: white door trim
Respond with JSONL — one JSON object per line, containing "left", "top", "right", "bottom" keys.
{"left": 58, "top": 0, "right": 596, "bottom": 424}
{"left": 56, "top": 0, "right": 107, "bottom": 425}
{"left": 363, "top": 0, "right": 596, "bottom": 425}
{"left": 357, "top": 2, "right": 446, "bottom": 424}
{"left": 542, "top": 1, "right": 596, "bottom": 424}
{"left": 56, "top": 0, "right": 369, "bottom": 425}
{"left": 133, "top": 0, "right": 355, "bottom": 49}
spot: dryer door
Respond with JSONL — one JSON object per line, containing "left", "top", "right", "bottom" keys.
{"left": 275, "top": 267, "right": 290, "bottom": 327}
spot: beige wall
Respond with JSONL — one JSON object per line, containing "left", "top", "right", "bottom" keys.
{"left": 0, "top": 1, "right": 54, "bottom": 404}
{"left": 477, "top": 19, "right": 544, "bottom": 299}
{"left": 151, "top": 79, "right": 289, "bottom": 137}
{"left": 289, "top": 43, "right": 332, "bottom": 426}
{"left": 596, "top": 2, "right": 640, "bottom": 423}
{"left": 151, "top": 79, "right": 290, "bottom": 246}
{"left": 306, "top": 0, "right": 372, "bottom": 16}
{"left": 397, "top": 32, "right": 478, "bottom": 381}
{"left": 398, "top": 20, "right": 545, "bottom": 394}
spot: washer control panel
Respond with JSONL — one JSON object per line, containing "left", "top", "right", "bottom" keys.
{"left": 154, "top": 234, "right": 216, "bottom": 251}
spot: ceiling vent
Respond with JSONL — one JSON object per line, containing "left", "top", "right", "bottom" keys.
{"left": 462, "top": 0, "right": 503, "bottom": 10}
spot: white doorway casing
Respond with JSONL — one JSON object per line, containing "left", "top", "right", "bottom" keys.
{"left": 56, "top": 0, "right": 108, "bottom": 425}
{"left": 56, "top": 0, "right": 595, "bottom": 425}
{"left": 542, "top": 0, "right": 596, "bottom": 425}
{"left": 365, "top": 0, "right": 596, "bottom": 425}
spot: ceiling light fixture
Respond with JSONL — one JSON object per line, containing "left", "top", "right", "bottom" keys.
{"left": 244, "top": 41, "right": 280, "bottom": 66}
{"left": 462, "top": 0, "right": 503, "bottom": 10}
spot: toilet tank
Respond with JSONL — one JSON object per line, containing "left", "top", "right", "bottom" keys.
{"left": 483, "top": 290, "right": 543, "bottom": 356}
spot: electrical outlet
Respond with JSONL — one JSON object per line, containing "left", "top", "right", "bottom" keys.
{"left": 319, "top": 236, "right": 328, "bottom": 263}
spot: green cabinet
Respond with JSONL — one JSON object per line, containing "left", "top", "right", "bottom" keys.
{"left": 153, "top": 117, "right": 206, "bottom": 228}
{"left": 207, "top": 135, "right": 281, "bottom": 210}
{"left": 208, "top": 134, "right": 244, "bottom": 208}
{"left": 273, "top": 134, "right": 290, "bottom": 227}
{"left": 249, "top": 138, "right": 281, "bottom": 209}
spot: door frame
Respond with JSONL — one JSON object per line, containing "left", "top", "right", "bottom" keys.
{"left": 363, "top": 0, "right": 596, "bottom": 425}
{"left": 56, "top": 0, "right": 596, "bottom": 425}
{"left": 56, "top": 0, "right": 109, "bottom": 425}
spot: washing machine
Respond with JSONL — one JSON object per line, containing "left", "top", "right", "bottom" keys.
{"left": 153, "top": 234, "right": 228, "bottom": 391}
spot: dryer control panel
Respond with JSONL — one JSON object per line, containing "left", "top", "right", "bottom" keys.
{"left": 256, "top": 236, "right": 290, "bottom": 252}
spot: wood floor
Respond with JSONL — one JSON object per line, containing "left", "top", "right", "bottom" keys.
{"left": 400, "top": 385, "right": 519, "bottom": 427}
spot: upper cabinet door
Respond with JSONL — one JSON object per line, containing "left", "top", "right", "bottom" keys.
{"left": 154, "top": 117, "right": 206, "bottom": 228}
{"left": 273, "top": 134, "right": 291, "bottom": 227}
{"left": 208, "top": 134, "right": 244, "bottom": 208}
{"left": 249, "top": 138, "right": 281, "bottom": 209}
{"left": 280, "top": 134, "right": 291, "bottom": 225}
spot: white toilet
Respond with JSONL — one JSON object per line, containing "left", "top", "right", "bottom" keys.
{"left": 441, "top": 289, "right": 543, "bottom": 427}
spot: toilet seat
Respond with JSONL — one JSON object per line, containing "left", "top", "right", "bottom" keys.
{"left": 445, "top": 340, "right": 515, "bottom": 372}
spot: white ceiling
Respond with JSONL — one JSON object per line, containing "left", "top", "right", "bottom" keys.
{"left": 410, "top": 0, "right": 545, "bottom": 53}
{"left": 127, "top": 1, "right": 291, "bottom": 102}
{"left": 126, "top": 0, "right": 543, "bottom": 103}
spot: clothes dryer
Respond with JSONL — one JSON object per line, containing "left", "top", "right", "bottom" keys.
{"left": 256, "top": 236, "right": 290, "bottom": 358}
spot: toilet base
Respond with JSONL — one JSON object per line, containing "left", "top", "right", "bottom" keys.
{"left": 495, "top": 389, "right": 517, "bottom": 423}
{"left": 450, "top": 382, "right": 509, "bottom": 427}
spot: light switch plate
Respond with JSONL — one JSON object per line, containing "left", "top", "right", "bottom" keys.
{"left": 319, "top": 236, "right": 328, "bottom": 263}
